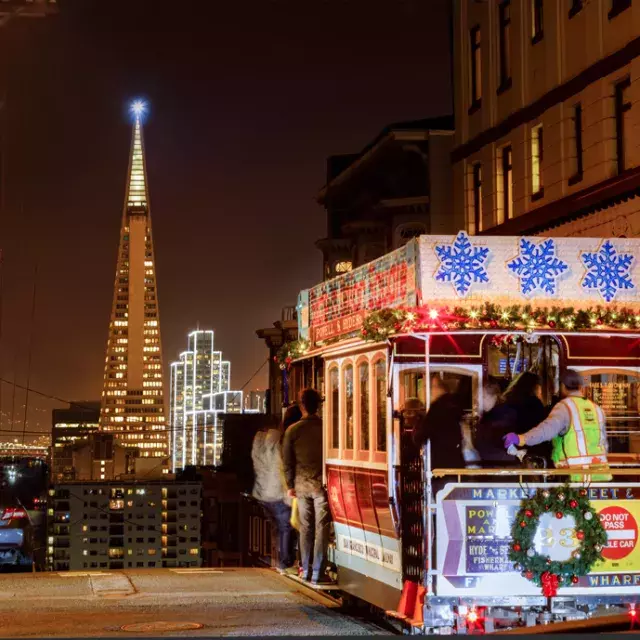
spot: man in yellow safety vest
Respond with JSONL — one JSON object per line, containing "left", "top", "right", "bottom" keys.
{"left": 503, "top": 369, "right": 611, "bottom": 482}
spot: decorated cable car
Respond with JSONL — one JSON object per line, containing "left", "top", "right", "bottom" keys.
{"left": 285, "top": 232, "right": 640, "bottom": 632}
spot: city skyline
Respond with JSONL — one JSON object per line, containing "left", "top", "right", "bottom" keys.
{"left": 0, "top": 0, "right": 451, "bottom": 438}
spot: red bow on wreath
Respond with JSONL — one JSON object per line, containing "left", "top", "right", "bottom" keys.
{"left": 541, "top": 572, "right": 559, "bottom": 597}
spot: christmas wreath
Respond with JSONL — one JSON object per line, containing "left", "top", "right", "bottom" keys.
{"left": 509, "top": 485, "right": 608, "bottom": 597}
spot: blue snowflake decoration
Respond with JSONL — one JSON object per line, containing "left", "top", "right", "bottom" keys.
{"left": 507, "top": 237, "right": 568, "bottom": 297}
{"left": 434, "top": 231, "right": 491, "bottom": 297}
{"left": 581, "top": 240, "right": 635, "bottom": 303}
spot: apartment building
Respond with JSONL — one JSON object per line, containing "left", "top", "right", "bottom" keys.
{"left": 453, "top": 0, "right": 640, "bottom": 238}
{"left": 47, "top": 481, "right": 202, "bottom": 571}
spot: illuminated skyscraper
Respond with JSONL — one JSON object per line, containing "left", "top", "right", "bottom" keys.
{"left": 169, "top": 330, "right": 243, "bottom": 472}
{"left": 99, "top": 102, "right": 167, "bottom": 458}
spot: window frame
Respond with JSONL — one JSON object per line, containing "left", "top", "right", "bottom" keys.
{"left": 327, "top": 364, "right": 340, "bottom": 458}
{"left": 568, "top": 0, "right": 583, "bottom": 18}
{"left": 498, "top": 145, "right": 513, "bottom": 224}
{"left": 469, "top": 25, "right": 482, "bottom": 113}
{"left": 568, "top": 103, "right": 584, "bottom": 186}
{"left": 472, "top": 162, "right": 482, "bottom": 234}
{"left": 532, "top": 0, "right": 544, "bottom": 44}
{"left": 531, "top": 123, "right": 544, "bottom": 201}
{"left": 615, "top": 76, "right": 631, "bottom": 174}
{"left": 341, "top": 360, "right": 355, "bottom": 461}
{"left": 372, "top": 354, "right": 388, "bottom": 464}
{"left": 498, "top": 1, "right": 512, "bottom": 94}
{"left": 355, "top": 356, "right": 372, "bottom": 462}
{"left": 609, "top": 0, "right": 632, "bottom": 20}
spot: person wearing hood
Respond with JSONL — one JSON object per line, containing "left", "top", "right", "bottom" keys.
{"left": 251, "top": 416, "right": 294, "bottom": 573}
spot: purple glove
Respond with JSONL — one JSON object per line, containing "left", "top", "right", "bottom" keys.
{"left": 503, "top": 433, "right": 520, "bottom": 448}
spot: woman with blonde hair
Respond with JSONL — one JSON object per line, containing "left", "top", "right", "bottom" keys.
{"left": 251, "top": 415, "right": 295, "bottom": 573}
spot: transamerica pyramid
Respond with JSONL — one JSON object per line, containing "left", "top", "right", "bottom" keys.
{"left": 99, "top": 102, "right": 168, "bottom": 458}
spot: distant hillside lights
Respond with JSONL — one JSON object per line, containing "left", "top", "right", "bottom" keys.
{"left": 169, "top": 330, "right": 248, "bottom": 472}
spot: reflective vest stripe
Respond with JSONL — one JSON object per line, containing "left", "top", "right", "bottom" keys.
{"left": 555, "top": 455, "right": 608, "bottom": 467}
{"left": 565, "top": 398, "right": 589, "bottom": 457}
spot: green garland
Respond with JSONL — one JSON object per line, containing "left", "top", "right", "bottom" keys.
{"left": 274, "top": 338, "right": 310, "bottom": 370}
{"left": 360, "top": 303, "right": 640, "bottom": 342}
{"left": 509, "top": 485, "right": 607, "bottom": 594}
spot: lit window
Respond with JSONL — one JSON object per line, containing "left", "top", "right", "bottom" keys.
{"left": 531, "top": 124, "right": 543, "bottom": 198}
{"left": 189, "top": 548, "right": 199, "bottom": 556}
{"left": 334, "top": 261, "right": 352, "bottom": 274}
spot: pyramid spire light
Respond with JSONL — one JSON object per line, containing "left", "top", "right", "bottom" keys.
{"left": 130, "top": 100, "right": 146, "bottom": 118}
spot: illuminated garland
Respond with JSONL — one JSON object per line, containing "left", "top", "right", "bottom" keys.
{"left": 360, "top": 304, "right": 640, "bottom": 342}
{"left": 509, "top": 485, "right": 607, "bottom": 596}
{"left": 274, "top": 338, "right": 310, "bottom": 370}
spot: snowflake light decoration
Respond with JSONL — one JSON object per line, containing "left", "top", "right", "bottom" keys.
{"left": 507, "top": 238, "right": 568, "bottom": 297}
{"left": 434, "top": 231, "right": 491, "bottom": 297}
{"left": 581, "top": 239, "right": 634, "bottom": 303}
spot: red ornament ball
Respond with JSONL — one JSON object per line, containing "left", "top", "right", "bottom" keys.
{"left": 556, "top": 512, "right": 564, "bottom": 519}
{"left": 576, "top": 531, "right": 585, "bottom": 540}
{"left": 513, "top": 544, "right": 521, "bottom": 552}
{"left": 569, "top": 500, "right": 578, "bottom": 509}
{"left": 525, "top": 509, "right": 533, "bottom": 518}
{"left": 597, "top": 318, "right": 604, "bottom": 325}
{"left": 545, "top": 505, "right": 551, "bottom": 511}
{"left": 520, "top": 521, "right": 527, "bottom": 528}
{"left": 526, "top": 571, "right": 534, "bottom": 580}
{"left": 548, "top": 320, "right": 557, "bottom": 328}
{"left": 572, "top": 576, "right": 579, "bottom": 585}
{"left": 579, "top": 489, "right": 588, "bottom": 497}
{"left": 490, "top": 320, "right": 498, "bottom": 328}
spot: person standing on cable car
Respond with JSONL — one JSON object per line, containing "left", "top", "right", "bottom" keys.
{"left": 504, "top": 369, "right": 611, "bottom": 481}
{"left": 283, "top": 388, "right": 333, "bottom": 585}
{"left": 412, "top": 376, "right": 465, "bottom": 492}
{"left": 477, "top": 372, "right": 549, "bottom": 467}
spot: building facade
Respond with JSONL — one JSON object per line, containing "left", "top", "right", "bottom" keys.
{"left": 47, "top": 481, "right": 202, "bottom": 572}
{"left": 453, "top": 0, "right": 640, "bottom": 238}
{"left": 51, "top": 402, "right": 100, "bottom": 481}
{"left": 169, "top": 330, "right": 243, "bottom": 472}
{"left": 316, "top": 117, "right": 455, "bottom": 281}
{"left": 99, "top": 106, "right": 167, "bottom": 458}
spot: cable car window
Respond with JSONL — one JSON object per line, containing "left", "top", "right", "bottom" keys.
{"left": 344, "top": 364, "right": 354, "bottom": 450}
{"left": 583, "top": 369, "right": 640, "bottom": 454}
{"left": 375, "top": 359, "right": 387, "bottom": 452}
{"left": 329, "top": 367, "right": 339, "bottom": 449}
{"left": 359, "top": 361, "right": 370, "bottom": 451}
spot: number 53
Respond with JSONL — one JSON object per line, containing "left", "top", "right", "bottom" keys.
{"left": 541, "top": 528, "right": 579, "bottom": 549}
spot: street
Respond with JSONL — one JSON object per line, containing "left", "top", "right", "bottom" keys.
{"left": 0, "top": 569, "right": 388, "bottom": 637}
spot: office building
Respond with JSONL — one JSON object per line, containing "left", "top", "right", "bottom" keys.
{"left": 99, "top": 103, "right": 167, "bottom": 457}
{"left": 453, "top": 0, "right": 640, "bottom": 238}
{"left": 169, "top": 330, "right": 243, "bottom": 472}
{"left": 47, "top": 481, "right": 202, "bottom": 572}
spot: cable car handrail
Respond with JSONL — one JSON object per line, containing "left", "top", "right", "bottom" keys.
{"left": 431, "top": 467, "right": 640, "bottom": 478}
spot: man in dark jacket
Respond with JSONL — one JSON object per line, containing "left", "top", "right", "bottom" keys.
{"left": 412, "top": 376, "right": 465, "bottom": 470}
{"left": 283, "top": 388, "right": 332, "bottom": 585}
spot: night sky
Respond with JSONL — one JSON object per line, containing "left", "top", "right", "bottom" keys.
{"left": 0, "top": 0, "right": 451, "bottom": 438}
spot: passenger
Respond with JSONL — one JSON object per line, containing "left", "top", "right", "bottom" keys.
{"left": 251, "top": 416, "right": 295, "bottom": 574}
{"left": 283, "top": 403, "right": 302, "bottom": 431}
{"left": 283, "top": 388, "right": 333, "bottom": 585}
{"left": 401, "top": 397, "right": 425, "bottom": 434}
{"left": 477, "top": 372, "right": 549, "bottom": 467}
{"left": 281, "top": 402, "right": 302, "bottom": 572}
{"left": 412, "top": 376, "right": 465, "bottom": 494}
{"left": 504, "top": 369, "right": 611, "bottom": 481}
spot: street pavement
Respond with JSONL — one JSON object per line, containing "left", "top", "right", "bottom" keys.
{"left": 0, "top": 568, "right": 388, "bottom": 637}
